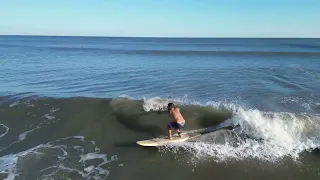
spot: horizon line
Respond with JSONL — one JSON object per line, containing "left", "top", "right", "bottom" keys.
{"left": 1, "top": 34, "right": 320, "bottom": 39}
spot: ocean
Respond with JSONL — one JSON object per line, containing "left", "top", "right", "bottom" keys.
{"left": 0, "top": 35, "right": 320, "bottom": 180}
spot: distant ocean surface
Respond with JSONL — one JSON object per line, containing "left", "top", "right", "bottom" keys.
{"left": 1, "top": 35, "right": 320, "bottom": 180}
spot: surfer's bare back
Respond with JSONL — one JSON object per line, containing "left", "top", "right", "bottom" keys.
{"left": 167, "top": 103, "right": 186, "bottom": 139}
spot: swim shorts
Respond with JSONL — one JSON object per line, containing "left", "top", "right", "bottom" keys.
{"left": 167, "top": 122, "right": 185, "bottom": 130}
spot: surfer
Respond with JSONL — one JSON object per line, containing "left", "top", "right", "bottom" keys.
{"left": 167, "top": 103, "right": 185, "bottom": 139}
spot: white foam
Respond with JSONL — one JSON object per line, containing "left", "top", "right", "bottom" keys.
{"left": 84, "top": 165, "right": 94, "bottom": 172}
{"left": 50, "top": 108, "right": 60, "bottom": 113}
{"left": 3, "top": 105, "right": 59, "bottom": 145}
{"left": 142, "top": 96, "right": 240, "bottom": 113}
{"left": 3, "top": 171, "right": 15, "bottom": 180}
{"left": 0, "top": 154, "right": 17, "bottom": 178}
{"left": 142, "top": 97, "right": 172, "bottom": 112}
{"left": 0, "top": 124, "right": 9, "bottom": 139}
{"left": 142, "top": 96, "right": 193, "bottom": 112}
{"left": 44, "top": 114, "right": 55, "bottom": 120}
{"left": 119, "top": 94, "right": 133, "bottom": 99}
{"left": 9, "top": 101, "right": 19, "bottom": 107}
{"left": 0, "top": 144, "right": 51, "bottom": 180}
{"left": 18, "top": 126, "right": 40, "bottom": 141}
{"left": 280, "top": 96, "right": 320, "bottom": 112}
{"left": 25, "top": 100, "right": 34, "bottom": 107}
{"left": 80, "top": 153, "right": 105, "bottom": 162}
{"left": 9, "top": 100, "right": 35, "bottom": 108}
{"left": 79, "top": 153, "right": 117, "bottom": 177}
{"left": 2, "top": 106, "right": 59, "bottom": 146}
{"left": 0, "top": 136, "right": 117, "bottom": 180}
{"left": 42, "top": 107, "right": 59, "bottom": 120}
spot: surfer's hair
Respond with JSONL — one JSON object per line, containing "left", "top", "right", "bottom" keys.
{"left": 168, "top": 103, "right": 174, "bottom": 108}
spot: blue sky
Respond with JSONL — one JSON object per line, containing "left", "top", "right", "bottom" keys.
{"left": 1, "top": 0, "right": 319, "bottom": 37}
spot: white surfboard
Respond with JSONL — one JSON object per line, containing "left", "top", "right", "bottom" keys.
{"left": 136, "top": 134, "right": 201, "bottom": 147}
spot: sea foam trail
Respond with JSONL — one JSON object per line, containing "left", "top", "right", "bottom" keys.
{"left": 142, "top": 97, "right": 320, "bottom": 163}
{"left": 0, "top": 124, "right": 9, "bottom": 139}
{"left": 0, "top": 136, "right": 118, "bottom": 180}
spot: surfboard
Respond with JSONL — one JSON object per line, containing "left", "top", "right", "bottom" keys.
{"left": 136, "top": 133, "right": 201, "bottom": 147}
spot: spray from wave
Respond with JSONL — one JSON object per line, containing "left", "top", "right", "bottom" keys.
{"left": 141, "top": 97, "right": 320, "bottom": 163}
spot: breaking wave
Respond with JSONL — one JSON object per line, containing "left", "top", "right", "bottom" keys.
{"left": 142, "top": 97, "right": 320, "bottom": 163}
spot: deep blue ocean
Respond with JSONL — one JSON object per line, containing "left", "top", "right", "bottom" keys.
{"left": 1, "top": 36, "right": 320, "bottom": 180}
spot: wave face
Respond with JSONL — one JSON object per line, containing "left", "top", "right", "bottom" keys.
{"left": 0, "top": 95, "right": 234, "bottom": 179}
{"left": 0, "top": 95, "right": 320, "bottom": 179}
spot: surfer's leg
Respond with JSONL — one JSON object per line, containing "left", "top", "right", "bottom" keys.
{"left": 167, "top": 122, "right": 184, "bottom": 139}
{"left": 177, "top": 129, "right": 182, "bottom": 137}
{"left": 177, "top": 125, "right": 183, "bottom": 137}
{"left": 176, "top": 123, "right": 185, "bottom": 138}
{"left": 167, "top": 122, "right": 174, "bottom": 139}
{"left": 168, "top": 122, "right": 181, "bottom": 138}
{"left": 168, "top": 129, "right": 172, "bottom": 139}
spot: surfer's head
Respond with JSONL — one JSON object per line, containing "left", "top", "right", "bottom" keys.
{"left": 167, "top": 103, "right": 174, "bottom": 110}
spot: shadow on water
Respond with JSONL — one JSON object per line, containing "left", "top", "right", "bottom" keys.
{"left": 113, "top": 141, "right": 160, "bottom": 156}
{"left": 112, "top": 141, "right": 159, "bottom": 154}
{"left": 113, "top": 141, "right": 138, "bottom": 148}
{"left": 113, "top": 111, "right": 165, "bottom": 137}
{"left": 311, "top": 148, "right": 320, "bottom": 157}
{"left": 199, "top": 113, "right": 227, "bottom": 127}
